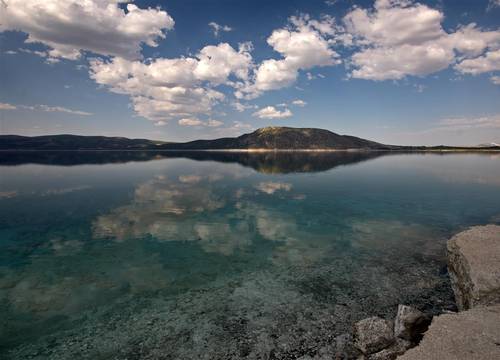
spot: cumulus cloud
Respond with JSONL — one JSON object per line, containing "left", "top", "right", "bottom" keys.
{"left": 208, "top": 22, "right": 233, "bottom": 37}
{"left": 0, "top": 0, "right": 174, "bottom": 61}
{"left": 343, "top": 0, "right": 500, "bottom": 80}
{"left": 455, "top": 49, "right": 500, "bottom": 75}
{"left": 291, "top": 99, "right": 307, "bottom": 107}
{"left": 237, "top": 15, "right": 341, "bottom": 98}
{"left": 252, "top": 106, "right": 293, "bottom": 119}
{"left": 89, "top": 42, "right": 252, "bottom": 124}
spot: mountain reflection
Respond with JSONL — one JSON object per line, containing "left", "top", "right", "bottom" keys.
{"left": 0, "top": 150, "right": 385, "bottom": 173}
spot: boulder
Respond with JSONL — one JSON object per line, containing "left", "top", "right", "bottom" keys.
{"left": 394, "top": 305, "right": 430, "bottom": 341}
{"left": 447, "top": 225, "right": 500, "bottom": 310}
{"left": 354, "top": 317, "right": 394, "bottom": 354}
{"left": 397, "top": 304, "right": 500, "bottom": 360}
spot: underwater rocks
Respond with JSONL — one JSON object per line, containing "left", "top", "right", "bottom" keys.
{"left": 354, "top": 317, "right": 394, "bottom": 354}
{"left": 354, "top": 305, "right": 430, "bottom": 359}
{"left": 447, "top": 225, "right": 500, "bottom": 310}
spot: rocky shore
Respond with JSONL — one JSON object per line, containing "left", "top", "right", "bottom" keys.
{"left": 350, "top": 225, "right": 500, "bottom": 360}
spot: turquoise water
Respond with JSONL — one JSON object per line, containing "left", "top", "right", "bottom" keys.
{"left": 1, "top": 152, "right": 500, "bottom": 359}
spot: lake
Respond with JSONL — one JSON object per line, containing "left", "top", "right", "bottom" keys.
{"left": 1, "top": 151, "right": 500, "bottom": 359}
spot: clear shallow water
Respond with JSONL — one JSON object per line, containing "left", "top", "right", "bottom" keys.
{"left": 1, "top": 151, "right": 500, "bottom": 359}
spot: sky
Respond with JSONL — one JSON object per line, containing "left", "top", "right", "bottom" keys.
{"left": 0, "top": 0, "right": 499, "bottom": 146}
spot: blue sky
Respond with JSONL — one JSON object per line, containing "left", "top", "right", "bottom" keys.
{"left": 0, "top": 0, "right": 499, "bottom": 146}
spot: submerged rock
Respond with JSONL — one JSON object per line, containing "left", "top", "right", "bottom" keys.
{"left": 354, "top": 317, "right": 394, "bottom": 354}
{"left": 394, "top": 305, "right": 430, "bottom": 341}
{"left": 367, "top": 338, "right": 411, "bottom": 360}
{"left": 447, "top": 225, "right": 500, "bottom": 310}
{"left": 398, "top": 304, "right": 500, "bottom": 360}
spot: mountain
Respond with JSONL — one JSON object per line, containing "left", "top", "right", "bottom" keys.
{"left": 159, "top": 126, "right": 391, "bottom": 150}
{"left": 1, "top": 127, "right": 499, "bottom": 151}
{"left": 0, "top": 127, "right": 390, "bottom": 150}
{"left": 0, "top": 134, "right": 165, "bottom": 150}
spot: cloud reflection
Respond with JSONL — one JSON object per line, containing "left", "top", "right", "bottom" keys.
{"left": 92, "top": 173, "right": 311, "bottom": 258}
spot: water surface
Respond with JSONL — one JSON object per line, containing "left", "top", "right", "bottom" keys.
{"left": 1, "top": 151, "right": 500, "bottom": 359}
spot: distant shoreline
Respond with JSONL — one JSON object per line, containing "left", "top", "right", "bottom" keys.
{"left": 1, "top": 148, "right": 499, "bottom": 152}
{"left": 2, "top": 128, "right": 499, "bottom": 152}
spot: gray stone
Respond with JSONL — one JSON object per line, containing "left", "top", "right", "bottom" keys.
{"left": 368, "top": 339, "right": 412, "bottom": 360}
{"left": 447, "top": 225, "right": 500, "bottom": 310}
{"left": 397, "top": 304, "right": 500, "bottom": 360}
{"left": 354, "top": 317, "right": 394, "bottom": 354}
{"left": 394, "top": 305, "right": 430, "bottom": 341}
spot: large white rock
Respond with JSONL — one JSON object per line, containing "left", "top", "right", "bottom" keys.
{"left": 447, "top": 225, "right": 500, "bottom": 310}
{"left": 398, "top": 304, "right": 500, "bottom": 360}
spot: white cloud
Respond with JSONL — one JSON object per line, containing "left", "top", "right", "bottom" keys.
{"left": 0, "top": 102, "right": 91, "bottom": 115}
{"left": 350, "top": 44, "right": 454, "bottom": 80}
{"left": 178, "top": 118, "right": 224, "bottom": 127}
{"left": 449, "top": 24, "right": 500, "bottom": 58}
{"left": 0, "top": 0, "right": 174, "bottom": 61}
{"left": 455, "top": 49, "right": 500, "bottom": 75}
{"left": 343, "top": 0, "right": 500, "bottom": 80}
{"left": 237, "top": 15, "right": 341, "bottom": 97}
{"left": 194, "top": 43, "right": 253, "bottom": 84}
{"left": 4, "top": 50, "right": 17, "bottom": 55}
{"left": 344, "top": 1, "right": 446, "bottom": 48}
{"left": 178, "top": 118, "right": 204, "bottom": 126}
{"left": 291, "top": 99, "right": 307, "bottom": 107}
{"left": 18, "top": 48, "right": 56, "bottom": 63}
{"left": 0, "top": 102, "right": 16, "bottom": 110}
{"left": 491, "top": 75, "right": 500, "bottom": 85}
{"left": 89, "top": 42, "right": 252, "bottom": 124}
{"left": 208, "top": 22, "right": 232, "bottom": 37}
{"left": 253, "top": 59, "right": 299, "bottom": 92}
{"left": 252, "top": 106, "right": 293, "bottom": 119}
